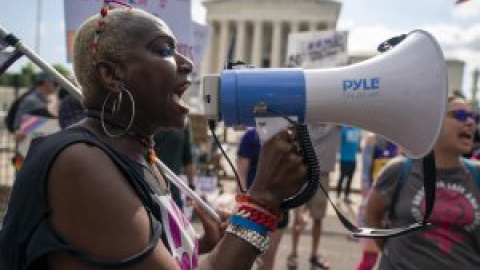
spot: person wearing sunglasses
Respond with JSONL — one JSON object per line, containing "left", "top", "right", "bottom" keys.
{"left": 364, "top": 94, "right": 480, "bottom": 270}
{"left": 447, "top": 109, "right": 480, "bottom": 124}
{"left": 0, "top": 6, "right": 308, "bottom": 270}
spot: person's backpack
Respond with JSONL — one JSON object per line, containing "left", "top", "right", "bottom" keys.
{"left": 3, "top": 88, "right": 34, "bottom": 133}
{"left": 389, "top": 157, "right": 480, "bottom": 219}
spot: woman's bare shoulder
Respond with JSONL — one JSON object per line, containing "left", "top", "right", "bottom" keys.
{"left": 47, "top": 142, "right": 155, "bottom": 267}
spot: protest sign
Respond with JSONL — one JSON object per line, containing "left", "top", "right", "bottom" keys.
{"left": 18, "top": 115, "right": 60, "bottom": 157}
{"left": 286, "top": 30, "right": 348, "bottom": 69}
{"left": 64, "top": 0, "right": 195, "bottom": 63}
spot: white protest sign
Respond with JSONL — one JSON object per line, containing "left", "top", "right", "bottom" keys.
{"left": 194, "top": 175, "right": 218, "bottom": 196}
{"left": 64, "top": 0, "right": 194, "bottom": 63}
{"left": 286, "top": 30, "right": 348, "bottom": 69}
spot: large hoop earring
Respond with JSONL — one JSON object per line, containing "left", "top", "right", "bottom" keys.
{"left": 101, "top": 85, "right": 135, "bottom": 137}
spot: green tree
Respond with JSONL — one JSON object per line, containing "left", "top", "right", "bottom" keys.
{"left": 19, "top": 63, "right": 35, "bottom": 87}
{"left": 0, "top": 63, "right": 72, "bottom": 87}
{"left": 52, "top": 63, "right": 71, "bottom": 78}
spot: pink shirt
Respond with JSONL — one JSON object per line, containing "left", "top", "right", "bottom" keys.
{"left": 156, "top": 195, "right": 199, "bottom": 270}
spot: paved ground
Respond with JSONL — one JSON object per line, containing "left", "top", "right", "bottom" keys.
{"left": 273, "top": 215, "right": 363, "bottom": 270}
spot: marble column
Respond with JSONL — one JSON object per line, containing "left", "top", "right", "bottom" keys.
{"left": 290, "top": 21, "right": 300, "bottom": 33}
{"left": 234, "top": 20, "right": 246, "bottom": 62}
{"left": 217, "top": 19, "right": 230, "bottom": 72}
{"left": 251, "top": 20, "right": 263, "bottom": 67}
{"left": 270, "top": 21, "right": 282, "bottom": 68}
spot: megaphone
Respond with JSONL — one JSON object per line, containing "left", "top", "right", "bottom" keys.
{"left": 203, "top": 29, "right": 448, "bottom": 159}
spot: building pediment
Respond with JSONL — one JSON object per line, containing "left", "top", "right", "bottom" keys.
{"left": 203, "top": 0, "right": 341, "bottom": 22}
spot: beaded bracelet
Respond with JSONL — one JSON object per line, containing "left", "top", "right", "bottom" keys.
{"left": 236, "top": 201, "right": 273, "bottom": 215}
{"left": 235, "top": 194, "right": 268, "bottom": 208}
{"left": 235, "top": 194, "right": 281, "bottom": 216}
{"left": 226, "top": 224, "right": 270, "bottom": 253}
{"left": 236, "top": 205, "right": 278, "bottom": 231}
{"left": 230, "top": 215, "right": 269, "bottom": 235}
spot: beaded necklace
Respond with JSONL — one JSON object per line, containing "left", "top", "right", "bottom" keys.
{"left": 85, "top": 113, "right": 156, "bottom": 167}
{"left": 85, "top": 113, "right": 170, "bottom": 191}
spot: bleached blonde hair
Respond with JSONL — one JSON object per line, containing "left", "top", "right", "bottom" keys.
{"left": 73, "top": 8, "right": 162, "bottom": 107}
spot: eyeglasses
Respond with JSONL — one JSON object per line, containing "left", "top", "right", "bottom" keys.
{"left": 446, "top": 109, "right": 479, "bottom": 124}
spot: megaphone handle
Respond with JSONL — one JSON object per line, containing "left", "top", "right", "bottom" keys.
{"left": 280, "top": 124, "right": 321, "bottom": 209}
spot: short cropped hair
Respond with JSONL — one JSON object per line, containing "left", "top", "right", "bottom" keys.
{"left": 73, "top": 8, "right": 161, "bottom": 107}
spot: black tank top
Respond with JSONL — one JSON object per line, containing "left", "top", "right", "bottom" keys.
{"left": 0, "top": 127, "right": 172, "bottom": 270}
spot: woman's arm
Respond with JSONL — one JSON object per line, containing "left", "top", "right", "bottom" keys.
{"left": 236, "top": 157, "right": 250, "bottom": 192}
{"left": 361, "top": 134, "right": 375, "bottom": 195}
{"left": 47, "top": 143, "right": 181, "bottom": 270}
{"left": 199, "top": 130, "right": 308, "bottom": 269}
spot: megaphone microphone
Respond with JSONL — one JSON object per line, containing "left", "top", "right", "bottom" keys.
{"left": 203, "top": 30, "right": 447, "bottom": 238}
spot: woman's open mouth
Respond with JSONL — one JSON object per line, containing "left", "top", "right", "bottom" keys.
{"left": 173, "top": 81, "right": 191, "bottom": 113}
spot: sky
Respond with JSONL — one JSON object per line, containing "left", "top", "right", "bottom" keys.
{"left": 0, "top": 0, "right": 479, "bottom": 94}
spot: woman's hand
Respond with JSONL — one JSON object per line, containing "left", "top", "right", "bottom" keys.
{"left": 194, "top": 202, "right": 230, "bottom": 254}
{"left": 248, "top": 128, "right": 308, "bottom": 213}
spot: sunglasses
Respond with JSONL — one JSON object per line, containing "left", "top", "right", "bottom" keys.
{"left": 446, "top": 109, "right": 480, "bottom": 124}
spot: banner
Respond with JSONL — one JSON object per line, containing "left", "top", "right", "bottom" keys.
{"left": 286, "top": 30, "right": 348, "bottom": 69}
{"left": 17, "top": 115, "right": 60, "bottom": 157}
{"left": 194, "top": 175, "right": 218, "bottom": 196}
{"left": 64, "top": 0, "right": 194, "bottom": 63}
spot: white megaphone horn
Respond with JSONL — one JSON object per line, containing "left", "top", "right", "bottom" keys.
{"left": 203, "top": 29, "right": 448, "bottom": 159}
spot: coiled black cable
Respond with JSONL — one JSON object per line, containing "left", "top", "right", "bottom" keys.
{"left": 279, "top": 123, "right": 321, "bottom": 209}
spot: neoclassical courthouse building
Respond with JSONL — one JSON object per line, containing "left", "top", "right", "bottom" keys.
{"left": 200, "top": 0, "right": 466, "bottom": 94}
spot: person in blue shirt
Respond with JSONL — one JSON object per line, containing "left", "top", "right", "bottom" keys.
{"left": 336, "top": 125, "right": 362, "bottom": 204}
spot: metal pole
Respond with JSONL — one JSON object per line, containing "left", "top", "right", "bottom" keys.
{"left": 0, "top": 25, "right": 82, "bottom": 101}
{"left": 35, "top": 0, "right": 42, "bottom": 54}
{"left": 155, "top": 159, "right": 221, "bottom": 222}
